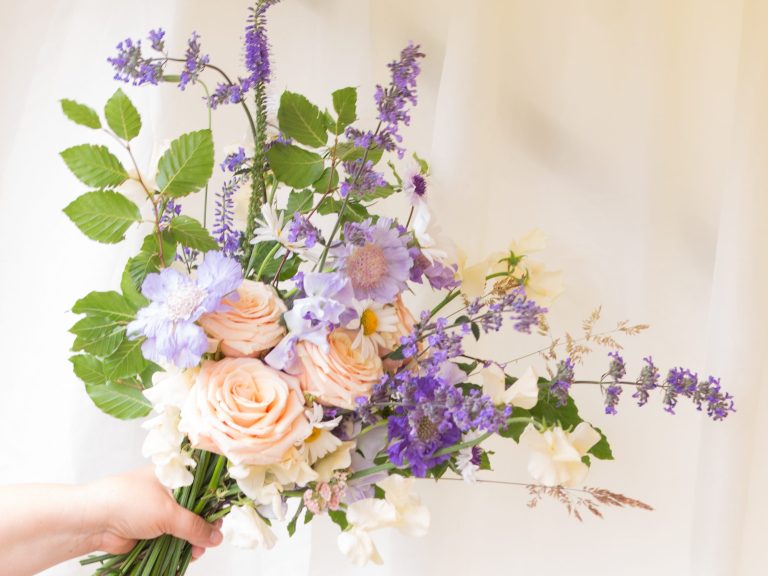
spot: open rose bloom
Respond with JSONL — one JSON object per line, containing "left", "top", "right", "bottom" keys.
{"left": 62, "top": 7, "right": 733, "bottom": 574}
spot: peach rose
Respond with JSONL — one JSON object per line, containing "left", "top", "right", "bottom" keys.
{"left": 180, "top": 357, "right": 310, "bottom": 466}
{"left": 297, "top": 330, "right": 383, "bottom": 409}
{"left": 199, "top": 280, "right": 287, "bottom": 358}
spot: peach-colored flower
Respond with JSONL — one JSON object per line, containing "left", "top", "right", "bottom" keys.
{"left": 199, "top": 280, "right": 287, "bottom": 358}
{"left": 296, "top": 330, "right": 383, "bottom": 409}
{"left": 180, "top": 357, "right": 310, "bottom": 466}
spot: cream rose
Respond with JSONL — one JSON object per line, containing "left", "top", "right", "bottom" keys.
{"left": 179, "top": 357, "right": 310, "bottom": 466}
{"left": 199, "top": 280, "right": 287, "bottom": 358}
{"left": 296, "top": 330, "right": 383, "bottom": 409}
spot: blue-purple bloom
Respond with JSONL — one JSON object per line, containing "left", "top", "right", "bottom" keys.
{"left": 604, "top": 384, "right": 623, "bottom": 415}
{"left": 549, "top": 358, "right": 575, "bottom": 407}
{"left": 158, "top": 199, "right": 181, "bottom": 231}
{"left": 178, "top": 32, "right": 209, "bottom": 91}
{"left": 632, "top": 356, "right": 659, "bottom": 406}
{"left": 148, "top": 29, "right": 166, "bottom": 52}
{"left": 286, "top": 214, "right": 319, "bottom": 249}
{"left": 340, "top": 159, "right": 387, "bottom": 198}
{"left": 127, "top": 251, "right": 243, "bottom": 368}
{"left": 108, "top": 37, "right": 164, "bottom": 85}
{"left": 332, "top": 218, "right": 412, "bottom": 303}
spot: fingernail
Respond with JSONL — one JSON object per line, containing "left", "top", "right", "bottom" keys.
{"left": 209, "top": 529, "right": 223, "bottom": 546}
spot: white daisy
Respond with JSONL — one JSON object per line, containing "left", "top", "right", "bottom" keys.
{"left": 250, "top": 203, "right": 319, "bottom": 262}
{"left": 345, "top": 300, "right": 399, "bottom": 359}
{"left": 304, "top": 404, "right": 343, "bottom": 464}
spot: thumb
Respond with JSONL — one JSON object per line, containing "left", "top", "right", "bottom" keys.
{"left": 166, "top": 506, "right": 223, "bottom": 549}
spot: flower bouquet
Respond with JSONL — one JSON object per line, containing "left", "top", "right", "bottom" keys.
{"left": 60, "top": 2, "right": 735, "bottom": 574}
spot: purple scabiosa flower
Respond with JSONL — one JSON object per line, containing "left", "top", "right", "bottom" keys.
{"left": 339, "top": 159, "right": 387, "bottom": 198}
{"left": 332, "top": 218, "right": 412, "bottom": 303}
{"left": 127, "top": 251, "right": 243, "bottom": 368}
{"left": 108, "top": 37, "right": 164, "bottom": 85}
{"left": 632, "top": 356, "right": 659, "bottom": 406}
{"left": 549, "top": 358, "right": 574, "bottom": 407}
{"left": 178, "top": 32, "right": 209, "bottom": 91}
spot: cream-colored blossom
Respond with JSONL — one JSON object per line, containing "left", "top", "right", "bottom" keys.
{"left": 480, "top": 364, "right": 539, "bottom": 409}
{"left": 337, "top": 527, "right": 383, "bottom": 566}
{"left": 222, "top": 505, "right": 277, "bottom": 550}
{"left": 520, "top": 422, "right": 601, "bottom": 488}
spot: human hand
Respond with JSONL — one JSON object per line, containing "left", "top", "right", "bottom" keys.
{"left": 82, "top": 467, "right": 223, "bottom": 560}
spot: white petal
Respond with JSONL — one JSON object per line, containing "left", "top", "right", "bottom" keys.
{"left": 479, "top": 364, "right": 507, "bottom": 404}
{"left": 337, "top": 528, "right": 383, "bottom": 566}
{"left": 506, "top": 366, "right": 540, "bottom": 409}
{"left": 313, "top": 441, "right": 355, "bottom": 483}
{"left": 346, "top": 498, "right": 398, "bottom": 530}
{"left": 222, "top": 505, "right": 277, "bottom": 550}
{"left": 569, "top": 422, "right": 602, "bottom": 455}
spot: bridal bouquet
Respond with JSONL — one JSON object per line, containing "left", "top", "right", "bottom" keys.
{"left": 60, "top": 2, "right": 734, "bottom": 574}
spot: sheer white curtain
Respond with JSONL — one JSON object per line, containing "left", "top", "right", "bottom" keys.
{"left": 0, "top": 1, "right": 765, "bottom": 574}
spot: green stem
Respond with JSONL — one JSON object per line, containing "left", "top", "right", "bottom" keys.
{"left": 199, "top": 80, "right": 212, "bottom": 230}
{"left": 251, "top": 242, "right": 281, "bottom": 280}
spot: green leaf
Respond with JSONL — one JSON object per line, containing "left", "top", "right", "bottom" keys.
{"left": 103, "top": 338, "right": 146, "bottom": 380}
{"left": 286, "top": 189, "right": 315, "bottom": 214}
{"left": 471, "top": 322, "right": 481, "bottom": 341}
{"left": 413, "top": 152, "right": 429, "bottom": 173}
{"left": 328, "top": 510, "right": 349, "bottom": 531}
{"left": 360, "top": 185, "right": 396, "bottom": 202}
{"left": 71, "top": 315, "right": 125, "bottom": 357}
{"left": 318, "top": 198, "right": 370, "bottom": 222}
{"left": 104, "top": 88, "right": 141, "bottom": 141}
{"left": 156, "top": 129, "right": 214, "bottom": 197}
{"left": 498, "top": 408, "right": 531, "bottom": 442}
{"left": 331, "top": 87, "right": 357, "bottom": 134}
{"left": 63, "top": 190, "right": 140, "bottom": 243}
{"left": 588, "top": 426, "right": 614, "bottom": 460}
{"left": 140, "top": 361, "right": 163, "bottom": 388}
{"left": 277, "top": 91, "right": 327, "bottom": 147}
{"left": 304, "top": 510, "right": 314, "bottom": 525}
{"left": 126, "top": 252, "right": 161, "bottom": 290}
{"left": 121, "top": 265, "right": 149, "bottom": 310}
{"left": 168, "top": 215, "right": 218, "bottom": 252}
{"left": 336, "top": 142, "right": 384, "bottom": 165}
{"left": 313, "top": 167, "right": 339, "bottom": 195}
{"left": 85, "top": 382, "right": 151, "bottom": 419}
{"left": 60, "top": 99, "right": 101, "bottom": 129}
{"left": 141, "top": 231, "right": 177, "bottom": 262}
{"left": 72, "top": 291, "right": 135, "bottom": 321}
{"left": 70, "top": 354, "right": 107, "bottom": 386}
{"left": 267, "top": 143, "right": 324, "bottom": 188}
{"left": 60, "top": 144, "right": 128, "bottom": 188}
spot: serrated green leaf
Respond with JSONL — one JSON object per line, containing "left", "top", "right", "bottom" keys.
{"left": 471, "top": 322, "right": 481, "bottom": 341}
{"left": 168, "top": 215, "right": 218, "bottom": 252}
{"left": 104, "top": 338, "right": 146, "bottom": 380}
{"left": 85, "top": 381, "right": 151, "bottom": 419}
{"left": 71, "top": 315, "right": 126, "bottom": 357}
{"left": 60, "top": 144, "right": 128, "bottom": 188}
{"left": 360, "top": 185, "right": 396, "bottom": 202}
{"left": 121, "top": 265, "right": 149, "bottom": 310}
{"left": 313, "top": 167, "right": 339, "bottom": 195}
{"left": 267, "top": 143, "right": 324, "bottom": 188}
{"left": 286, "top": 189, "right": 314, "bottom": 214}
{"left": 331, "top": 87, "right": 357, "bottom": 134}
{"left": 126, "top": 252, "right": 160, "bottom": 290}
{"left": 60, "top": 99, "right": 101, "bottom": 129}
{"left": 156, "top": 129, "right": 214, "bottom": 197}
{"left": 498, "top": 408, "right": 531, "bottom": 441}
{"left": 70, "top": 354, "right": 107, "bottom": 386}
{"left": 588, "top": 426, "right": 614, "bottom": 460}
{"left": 413, "top": 152, "right": 429, "bottom": 173}
{"left": 278, "top": 91, "right": 327, "bottom": 147}
{"left": 72, "top": 291, "right": 136, "bottom": 321}
{"left": 63, "top": 190, "right": 140, "bottom": 243}
{"left": 318, "top": 198, "right": 370, "bottom": 222}
{"left": 104, "top": 88, "right": 141, "bottom": 141}
{"left": 140, "top": 362, "right": 163, "bottom": 388}
{"left": 336, "top": 142, "right": 384, "bottom": 165}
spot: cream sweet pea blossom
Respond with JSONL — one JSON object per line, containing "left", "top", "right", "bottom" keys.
{"left": 338, "top": 475, "right": 430, "bottom": 565}
{"left": 222, "top": 505, "right": 277, "bottom": 550}
{"left": 520, "top": 422, "right": 601, "bottom": 488}
{"left": 480, "top": 364, "right": 539, "bottom": 409}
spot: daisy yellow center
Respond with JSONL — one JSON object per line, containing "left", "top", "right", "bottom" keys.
{"left": 305, "top": 427, "right": 323, "bottom": 444}
{"left": 346, "top": 244, "right": 388, "bottom": 291}
{"left": 165, "top": 284, "right": 206, "bottom": 321}
{"left": 361, "top": 308, "right": 379, "bottom": 336}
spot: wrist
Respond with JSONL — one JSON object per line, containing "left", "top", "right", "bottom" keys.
{"left": 72, "top": 481, "right": 110, "bottom": 554}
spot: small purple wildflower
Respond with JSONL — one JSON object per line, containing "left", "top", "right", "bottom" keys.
{"left": 549, "top": 358, "right": 574, "bottom": 407}
{"left": 148, "top": 29, "right": 166, "bottom": 52}
{"left": 604, "top": 385, "right": 623, "bottom": 415}
{"left": 178, "top": 32, "right": 209, "bottom": 91}
{"left": 632, "top": 356, "right": 659, "bottom": 406}
{"left": 108, "top": 37, "right": 163, "bottom": 85}
{"left": 221, "top": 147, "right": 249, "bottom": 173}
{"left": 286, "top": 214, "right": 319, "bottom": 249}
{"left": 607, "top": 351, "right": 626, "bottom": 381}
{"left": 340, "top": 159, "right": 387, "bottom": 198}
{"left": 158, "top": 199, "right": 181, "bottom": 231}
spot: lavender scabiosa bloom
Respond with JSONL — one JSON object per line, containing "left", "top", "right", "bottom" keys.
{"left": 339, "top": 159, "right": 387, "bottom": 198}
{"left": 108, "top": 37, "right": 164, "bottom": 85}
{"left": 346, "top": 43, "right": 426, "bottom": 158}
{"left": 332, "top": 218, "right": 412, "bottom": 303}
{"left": 178, "top": 32, "right": 209, "bottom": 91}
{"left": 632, "top": 356, "right": 659, "bottom": 406}
{"left": 127, "top": 251, "right": 243, "bottom": 368}
{"left": 549, "top": 358, "right": 575, "bottom": 407}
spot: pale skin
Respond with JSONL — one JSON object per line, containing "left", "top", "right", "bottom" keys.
{"left": 0, "top": 467, "right": 223, "bottom": 576}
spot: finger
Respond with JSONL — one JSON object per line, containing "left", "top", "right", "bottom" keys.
{"left": 191, "top": 546, "right": 206, "bottom": 561}
{"left": 214, "top": 519, "right": 223, "bottom": 530}
{"left": 165, "top": 507, "right": 223, "bottom": 549}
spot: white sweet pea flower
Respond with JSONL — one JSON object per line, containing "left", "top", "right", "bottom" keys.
{"left": 455, "top": 248, "right": 504, "bottom": 298}
{"left": 376, "top": 475, "right": 430, "bottom": 536}
{"left": 222, "top": 505, "right": 277, "bottom": 550}
{"left": 480, "top": 364, "right": 539, "bottom": 409}
{"left": 520, "top": 422, "right": 601, "bottom": 488}
{"left": 228, "top": 463, "right": 284, "bottom": 518}
{"left": 412, "top": 205, "right": 457, "bottom": 265}
{"left": 337, "top": 527, "right": 383, "bottom": 566}
{"left": 145, "top": 368, "right": 195, "bottom": 413}
{"left": 314, "top": 441, "right": 355, "bottom": 483}
{"left": 455, "top": 432, "right": 483, "bottom": 484}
